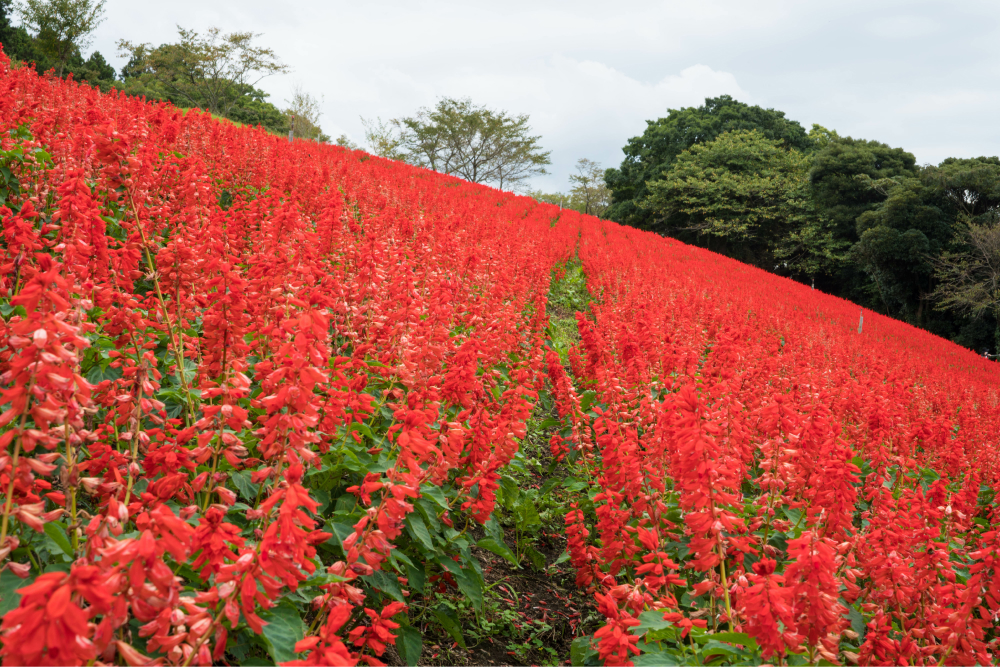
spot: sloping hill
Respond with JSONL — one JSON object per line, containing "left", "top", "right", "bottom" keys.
{"left": 0, "top": 50, "right": 997, "bottom": 666}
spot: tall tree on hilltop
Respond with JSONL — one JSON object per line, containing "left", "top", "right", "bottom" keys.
{"left": 807, "top": 137, "right": 918, "bottom": 244}
{"left": 13, "top": 0, "right": 104, "bottom": 77}
{"left": 933, "top": 218, "right": 1000, "bottom": 352}
{"left": 284, "top": 85, "right": 329, "bottom": 142}
{"left": 605, "top": 95, "right": 812, "bottom": 228}
{"left": 569, "top": 158, "right": 611, "bottom": 217}
{"left": 398, "top": 97, "right": 550, "bottom": 191}
{"left": 842, "top": 156, "right": 1000, "bottom": 342}
{"left": 118, "top": 26, "right": 289, "bottom": 120}
{"left": 361, "top": 116, "right": 407, "bottom": 161}
{"left": 643, "top": 129, "right": 812, "bottom": 269}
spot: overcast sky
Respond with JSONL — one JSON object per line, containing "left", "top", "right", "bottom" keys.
{"left": 84, "top": 0, "right": 1000, "bottom": 192}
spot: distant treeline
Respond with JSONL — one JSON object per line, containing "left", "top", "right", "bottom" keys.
{"left": 0, "top": 0, "right": 329, "bottom": 141}
{"left": 604, "top": 95, "right": 1000, "bottom": 354}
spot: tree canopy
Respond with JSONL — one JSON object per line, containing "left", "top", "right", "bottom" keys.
{"left": 1, "top": 0, "right": 115, "bottom": 89}
{"left": 807, "top": 137, "right": 918, "bottom": 243}
{"left": 397, "top": 97, "right": 550, "bottom": 191}
{"left": 528, "top": 158, "right": 611, "bottom": 217}
{"left": 605, "top": 95, "right": 812, "bottom": 227}
{"left": 643, "top": 129, "right": 810, "bottom": 267}
{"left": 13, "top": 0, "right": 104, "bottom": 76}
{"left": 285, "top": 86, "right": 329, "bottom": 143}
{"left": 933, "top": 218, "right": 1000, "bottom": 338}
{"left": 118, "top": 27, "right": 289, "bottom": 122}
{"left": 568, "top": 158, "right": 611, "bottom": 217}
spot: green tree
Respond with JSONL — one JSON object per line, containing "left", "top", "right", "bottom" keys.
{"left": 398, "top": 97, "right": 550, "bottom": 191}
{"left": 1, "top": 0, "right": 52, "bottom": 70}
{"left": 807, "top": 123, "right": 840, "bottom": 150}
{"left": 848, "top": 157, "right": 1000, "bottom": 337}
{"left": 850, "top": 175, "right": 949, "bottom": 323}
{"left": 605, "top": 95, "right": 812, "bottom": 228}
{"left": 642, "top": 129, "right": 811, "bottom": 268}
{"left": 2, "top": 0, "right": 114, "bottom": 89}
{"left": 68, "top": 48, "right": 114, "bottom": 88}
{"left": 773, "top": 206, "right": 852, "bottom": 280}
{"left": 224, "top": 86, "right": 288, "bottom": 134}
{"left": 569, "top": 158, "right": 611, "bottom": 217}
{"left": 118, "top": 26, "right": 289, "bottom": 121}
{"left": 285, "top": 85, "right": 329, "bottom": 142}
{"left": 527, "top": 190, "right": 575, "bottom": 210}
{"left": 932, "top": 217, "right": 1000, "bottom": 352}
{"left": 807, "top": 137, "right": 917, "bottom": 244}
{"left": 925, "top": 156, "right": 1000, "bottom": 220}
{"left": 335, "top": 134, "right": 359, "bottom": 150}
{"left": 13, "top": 0, "right": 104, "bottom": 77}
{"left": 360, "top": 116, "right": 406, "bottom": 160}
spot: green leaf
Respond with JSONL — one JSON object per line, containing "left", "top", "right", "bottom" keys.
{"left": 304, "top": 571, "right": 349, "bottom": 587}
{"left": 431, "top": 603, "right": 466, "bottom": 649}
{"left": 362, "top": 570, "right": 405, "bottom": 604}
{"left": 261, "top": 600, "right": 304, "bottom": 664}
{"left": 630, "top": 610, "right": 675, "bottom": 636}
{"left": 476, "top": 537, "right": 520, "bottom": 567}
{"left": 44, "top": 521, "right": 74, "bottom": 558}
{"left": 326, "top": 522, "right": 355, "bottom": 554}
{"left": 525, "top": 546, "right": 547, "bottom": 571}
{"left": 484, "top": 516, "right": 505, "bottom": 544}
{"left": 334, "top": 494, "right": 358, "bottom": 513}
{"left": 405, "top": 512, "right": 433, "bottom": 551}
{"left": 552, "top": 549, "right": 571, "bottom": 566}
{"left": 539, "top": 478, "right": 560, "bottom": 496}
{"left": 438, "top": 558, "right": 483, "bottom": 615}
{"left": 229, "top": 471, "right": 259, "bottom": 501}
{"left": 499, "top": 476, "right": 520, "bottom": 510}
{"left": 396, "top": 624, "right": 422, "bottom": 666}
{"left": 782, "top": 507, "right": 802, "bottom": 529}
{"left": 571, "top": 636, "right": 597, "bottom": 666}
{"left": 0, "top": 572, "right": 32, "bottom": 616}
{"left": 845, "top": 602, "right": 866, "bottom": 643}
{"left": 700, "top": 639, "right": 747, "bottom": 657}
{"left": 389, "top": 547, "right": 414, "bottom": 568}
{"left": 420, "top": 484, "right": 450, "bottom": 510}
{"left": 406, "top": 562, "right": 426, "bottom": 593}
{"left": 701, "top": 631, "right": 758, "bottom": 650}
{"left": 579, "top": 390, "right": 597, "bottom": 412}
{"left": 416, "top": 497, "right": 441, "bottom": 532}
{"left": 515, "top": 496, "right": 542, "bottom": 532}
{"left": 633, "top": 651, "right": 683, "bottom": 666}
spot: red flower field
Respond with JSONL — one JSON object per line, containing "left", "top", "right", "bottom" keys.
{"left": 0, "top": 48, "right": 998, "bottom": 666}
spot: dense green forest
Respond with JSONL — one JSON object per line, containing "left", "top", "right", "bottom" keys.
{"left": 603, "top": 95, "right": 1000, "bottom": 355}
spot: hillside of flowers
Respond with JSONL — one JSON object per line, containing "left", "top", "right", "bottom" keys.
{"left": 0, "top": 49, "right": 998, "bottom": 667}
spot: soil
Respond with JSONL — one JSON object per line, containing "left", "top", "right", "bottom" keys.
{"left": 384, "top": 415, "right": 600, "bottom": 666}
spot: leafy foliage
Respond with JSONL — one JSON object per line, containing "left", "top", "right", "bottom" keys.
{"left": 643, "top": 129, "right": 811, "bottom": 268}
{"left": 605, "top": 95, "right": 812, "bottom": 228}
{"left": 397, "top": 96, "right": 551, "bottom": 191}
{"left": 118, "top": 26, "right": 290, "bottom": 133}
{"left": 12, "top": 0, "right": 104, "bottom": 77}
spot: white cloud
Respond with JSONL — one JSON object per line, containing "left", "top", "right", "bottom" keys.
{"left": 864, "top": 15, "right": 938, "bottom": 39}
